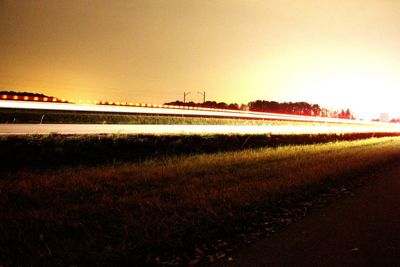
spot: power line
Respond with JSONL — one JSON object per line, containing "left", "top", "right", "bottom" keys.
{"left": 183, "top": 91, "right": 190, "bottom": 103}
{"left": 198, "top": 91, "right": 206, "bottom": 103}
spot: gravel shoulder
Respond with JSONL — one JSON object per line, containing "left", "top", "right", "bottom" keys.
{"left": 214, "top": 163, "right": 400, "bottom": 267}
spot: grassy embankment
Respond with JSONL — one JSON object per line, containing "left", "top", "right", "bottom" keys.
{"left": 0, "top": 132, "right": 398, "bottom": 169}
{"left": 2, "top": 137, "right": 400, "bottom": 266}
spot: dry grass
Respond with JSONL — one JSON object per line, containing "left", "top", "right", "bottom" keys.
{"left": 1, "top": 132, "right": 397, "bottom": 170}
{"left": 1, "top": 137, "right": 400, "bottom": 266}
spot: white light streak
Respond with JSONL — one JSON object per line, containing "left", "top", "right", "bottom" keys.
{"left": 1, "top": 124, "right": 400, "bottom": 135}
{"left": 0, "top": 99, "right": 390, "bottom": 125}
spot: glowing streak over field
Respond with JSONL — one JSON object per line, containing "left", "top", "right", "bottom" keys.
{"left": 1, "top": 124, "right": 400, "bottom": 136}
{"left": 0, "top": 99, "right": 391, "bottom": 125}
{"left": 1, "top": 99, "right": 400, "bottom": 135}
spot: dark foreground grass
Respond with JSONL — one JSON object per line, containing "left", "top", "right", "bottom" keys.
{"left": 1, "top": 132, "right": 399, "bottom": 170}
{"left": 1, "top": 137, "right": 400, "bottom": 266}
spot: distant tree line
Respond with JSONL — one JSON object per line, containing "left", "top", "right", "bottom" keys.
{"left": 0, "top": 90, "right": 50, "bottom": 97}
{"left": 164, "top": 100, "right": 241, "bottom": 110}
{"left": 249, "top": 100, "right": 321, "bottom": 116}
{"left": 165, "top": 100, "right": 355, "bottom": 119}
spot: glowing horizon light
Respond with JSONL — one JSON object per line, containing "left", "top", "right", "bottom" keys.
{"left": 1, "top": 94, "right": 398, "bottom": 125}
{"left": 4, "top": 1, "right": 400, "bottom": 120}
{"left": 0, "top": 98, "right": 394, "bottom": 126}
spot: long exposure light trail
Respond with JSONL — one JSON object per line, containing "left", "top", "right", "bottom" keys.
{"left": 0, "top": 99, "right": 389, "bottom": 125}
{"left": 1, "top": 124, "right": 400, "bottom": 136}
{"left": 2, "top": 97, "right": 400, "bottom": 135}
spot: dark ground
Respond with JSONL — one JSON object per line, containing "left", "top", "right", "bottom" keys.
{"left": 214, "top": 164, "right": 400, "bottom": 267}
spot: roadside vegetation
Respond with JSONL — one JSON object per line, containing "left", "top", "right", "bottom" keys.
{"left": 2, "top": 137, "right": 400, "bottom": 266}
{"left": 1, "top": 132, "right": 398, "bottom": 169}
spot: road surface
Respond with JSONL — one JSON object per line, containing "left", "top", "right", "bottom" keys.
{"left": 214, "top": 164, "right": 400, "bottom": 267}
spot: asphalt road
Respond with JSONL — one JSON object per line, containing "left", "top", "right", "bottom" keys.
{"left": 215, "top": 164, "right": 400, "bottom": 267}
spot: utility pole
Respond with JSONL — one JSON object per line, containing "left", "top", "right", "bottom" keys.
{"left": 183, "top": 91, "right": 190, "bottom": 103}
{"left": 198, "top": 91, "right": 206, "bottom": 104}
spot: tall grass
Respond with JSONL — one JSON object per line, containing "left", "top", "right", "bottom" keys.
{"left": 1, "top": 132, "right": 397, "bottom": 169}
{"left": 1, "top": 137, "right": 400, "bottom": 266}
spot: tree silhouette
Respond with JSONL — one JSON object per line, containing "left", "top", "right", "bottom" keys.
{"left": 0, "top": 90, "right": 50, "bottom": 97}
{"left": 165, "top": 99, "right": 355, "bottom": 119}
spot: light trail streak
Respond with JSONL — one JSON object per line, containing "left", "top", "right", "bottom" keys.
{"left": 0, "top": 99, "right": 390, "bottom": 126}
{"left": 1, "top": 124, "right": 400, "bottom": 135}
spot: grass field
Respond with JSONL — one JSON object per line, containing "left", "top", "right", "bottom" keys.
{"left": 0, "top": 132, "right": 397, "bottom": 169}
{"left": 1, "top": 137, "right": 400, "bottom": 266}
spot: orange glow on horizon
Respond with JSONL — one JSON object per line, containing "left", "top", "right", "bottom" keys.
{"left": 2, "top": 1, "right": 400, "bottom": 119}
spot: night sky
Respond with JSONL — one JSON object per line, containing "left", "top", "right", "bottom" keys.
{"left": 1, "top": 0, "right": 400, "bottom": 118}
